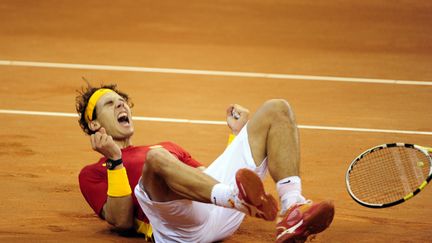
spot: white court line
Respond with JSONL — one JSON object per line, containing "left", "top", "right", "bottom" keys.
{"left": 1, "top": 109, "right": 431, "bottom": 136}
{"left": 1, "top": 60, "right": 432, "bottom": 85}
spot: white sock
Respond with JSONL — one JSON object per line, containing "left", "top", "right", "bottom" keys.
{"left": 276, "top": 176, "right": 306, "bottom": 215}
{"left": 210, "top": 183, "right": 237, "bottom": 209}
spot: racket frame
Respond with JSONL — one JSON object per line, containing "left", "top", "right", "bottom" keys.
{"left": 346, "top": 143, "right": 432, "bottom": 208}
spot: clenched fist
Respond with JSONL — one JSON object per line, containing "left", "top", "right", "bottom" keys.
{"left": 90, "top": 127, "right": 122, "bottom": 160}
{"left": 226, "top": 104, "right": 249, "bottom": 135}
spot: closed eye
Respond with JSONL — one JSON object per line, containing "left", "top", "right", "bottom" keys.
{"left": 104, "top": 100, "right": 114, "bottom": 106}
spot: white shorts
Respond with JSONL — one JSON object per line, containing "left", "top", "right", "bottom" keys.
{"left": 134, "top": 124, "right": 268, "bottom": 243}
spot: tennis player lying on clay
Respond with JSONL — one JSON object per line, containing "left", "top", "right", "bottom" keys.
{"left": 76, "top": 83, "right": 334, "bottom": 243}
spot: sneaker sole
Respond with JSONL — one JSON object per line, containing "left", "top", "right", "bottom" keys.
{"left": 235, "top": 168, "right": 278, "bottom": 221}
{"left": 278, "top": 201, "right": 335, "bottom": 243}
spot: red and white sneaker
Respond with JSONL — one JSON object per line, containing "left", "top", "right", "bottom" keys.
{"left": 235, "top": 168, "right": 278, "bottom": 221}
{"left": 275, "top": 200, "right": 334, "bottom": 243}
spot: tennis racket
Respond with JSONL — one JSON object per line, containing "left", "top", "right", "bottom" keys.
{"left": 346, "top": 143, "right": 432, "bottom": 208}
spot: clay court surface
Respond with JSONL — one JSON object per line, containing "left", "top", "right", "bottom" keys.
{"left": 1, "top": 1, "right": 432, "bottom": 242}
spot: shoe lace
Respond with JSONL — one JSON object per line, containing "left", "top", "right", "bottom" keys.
{"left": 279, "top": 199, "right": 312, "bottom": 217}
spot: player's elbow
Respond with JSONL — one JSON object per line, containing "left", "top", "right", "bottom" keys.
{"left": 103, "top": 206, "right": 134, "bottom": 231}
{"left": 112, "top": 220, "right": 134, "bottom": 231}
{"left": 107, "top": 215, "right": 134, "bottom": 231}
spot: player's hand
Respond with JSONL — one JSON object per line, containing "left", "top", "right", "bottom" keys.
{"left": 226, "top": 104, "right": 249, "bottom": 135}
{"left": 90, "top": 127, "right": 122, "bottom": 160}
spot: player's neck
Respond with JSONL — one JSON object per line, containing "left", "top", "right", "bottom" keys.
{"left": 114, "top": 137, "right": 132, "bottom": 149}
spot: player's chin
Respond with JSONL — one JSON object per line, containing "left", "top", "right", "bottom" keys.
{"left": 116, "top": 126, "right": 134, "bottom": 138}
{"left": 123, "top": 127, "right": 134, "bottom": 137}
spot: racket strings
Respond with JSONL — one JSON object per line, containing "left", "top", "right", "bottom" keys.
{"left": 349, "top": 147, "right": 430, "bottom": 204}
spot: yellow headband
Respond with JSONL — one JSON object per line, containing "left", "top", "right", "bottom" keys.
{"left": 85, "top": 88, "right": 114, "bottom": 123}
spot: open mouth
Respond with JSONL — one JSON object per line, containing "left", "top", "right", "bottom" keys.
{"left": 117, "top": 112, "right": 130, "bottom": 126}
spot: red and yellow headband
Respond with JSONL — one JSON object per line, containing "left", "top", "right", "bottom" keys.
{"left": 85, "top": 88, "right": 114, "bottom": 123}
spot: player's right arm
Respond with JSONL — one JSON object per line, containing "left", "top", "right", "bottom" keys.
{"left": 102, "top": 182, "right": 134, "bottom": 230}
{"left": 91, "top": 128, "right": 134, "bottom": 231}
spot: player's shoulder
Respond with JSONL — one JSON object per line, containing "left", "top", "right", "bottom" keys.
{"left": 156, "top": 141, "right": 184, "bottom": 150}
{"left": 158, "top": 141, "right": 176, "bottom": 146}
{"left": 79, "top": 157, "right": 106, "bottom": 177}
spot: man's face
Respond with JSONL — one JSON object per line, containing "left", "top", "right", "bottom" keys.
{"left": 94, "top": 92, "right": 134, "bottom": 139}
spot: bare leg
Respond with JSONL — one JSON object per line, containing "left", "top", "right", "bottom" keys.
{"left": 141, "top": 99, "right": 301, "bottom": 203}
{"left": 247, "top": 99, "right": 300, "bottom": 181}
{"left": 141, "top": 148, "right": 218, "bottom": 202}
{"left": 247, "top": 100, "right": 335, "bottom": 241}
{"left": 140, "top": 146, "right": 278, "bottom": 221}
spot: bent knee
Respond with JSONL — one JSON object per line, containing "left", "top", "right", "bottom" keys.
{"left": 144, "top": 149, "right": 170, "bottom": 174}
{"left": 146, "top": 148, "right": 163, "bottom": 163}
{"left": 263, "top": 99, "right": 294, "bottom": 119}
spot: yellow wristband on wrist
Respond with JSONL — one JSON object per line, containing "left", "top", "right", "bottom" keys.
{"left": 107, "top": 167, "right": 132, "bottom": 197}
{"left": 227, "top": 134, "right": 236, "bottom": 146}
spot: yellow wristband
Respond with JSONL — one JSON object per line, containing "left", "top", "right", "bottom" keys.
{"left": 107, "top": 167, "right": 132, "bottom": 197}
{"left": 135, "top": 218, "right": 153, "bottom": 241}
{"left": 227, "top": 134, "right": 236, "bottom": 146}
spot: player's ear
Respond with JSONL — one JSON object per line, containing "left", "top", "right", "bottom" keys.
{"left": 88, "top": 120, "right": 101, "bottom": 132}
